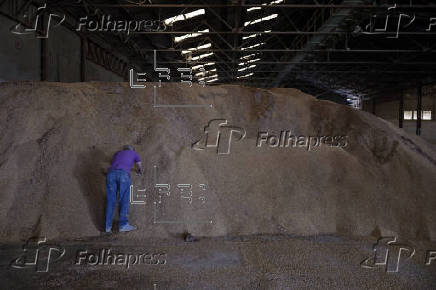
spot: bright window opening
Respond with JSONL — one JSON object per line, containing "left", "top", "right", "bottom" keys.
{"left": 404, "top": 110, "right": 432, "bottom": 120}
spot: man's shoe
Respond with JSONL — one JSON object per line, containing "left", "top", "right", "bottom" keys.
{"left": 119, "top": 224, "right": 137, "bottom": 232}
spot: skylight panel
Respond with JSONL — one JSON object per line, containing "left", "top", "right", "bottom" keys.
{"left": 240, "top": 54, "right": 256, "bottom": 59}
{"left": 242, "top": 33, "right": 259, "bottom": 40}
{"left": 191, "top": 52, "right": 214, "bottom": 60}
{"left": 237, "top": 72, "right": 254, "bottom": 79}
{"left": 247, "top": 7, "right": 261, "bottom": 12}
{"left": 164, "top": 9, "right": 205, "bottom": 26}
{"left": 194, "top": 68, "right": 217, "bottom": 77}
{"left": 244, "top": 14, "right": 278, "bottom": 27}
{"left": 238, "top": 58, "right": 261, "bottom": 66}
{"left": 241, "top": 42, "right": 265, "bottom": 50}
{"left": 268, "top": 0, "right": 284, "bottom": 4}
{"left": 181, "top": 43, "right": 212, "bottom": 55}
{"left": 192, "top": 65, "right": 204, "bottom": 70}
{"left": 238, "top": 65, "right": 256, "bottom": 72}
{"left": 174, "top": 29, "right": 209, "bottom": 43}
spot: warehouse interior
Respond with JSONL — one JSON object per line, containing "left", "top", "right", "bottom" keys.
{"left": 1, "top": 0, "right": 436, "bottom": 140}
{"left": 1, "top": 0, "right": 436, "bottom": 289}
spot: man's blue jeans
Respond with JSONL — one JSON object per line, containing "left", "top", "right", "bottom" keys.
{"left": 105, "top": 169, "right": 131, "bottom": 230}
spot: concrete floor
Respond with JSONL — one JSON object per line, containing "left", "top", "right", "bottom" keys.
{"left": 1, "top": 234, "right": 435, "bottom": 289}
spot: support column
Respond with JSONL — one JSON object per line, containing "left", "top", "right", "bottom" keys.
{"left": 80, "top": 36, "right": 86, "bottom": 82}
{"left": 40, "top": 15, "right": 48, "bottom": 81}
{"left": 399, "top": 90, "right": 404, "bottom": 128}
{"left": 40, "top": 39, "right": 48, "bottom": 81}
{"left": 416, "top": 84, "right": 422, "bottom": 136}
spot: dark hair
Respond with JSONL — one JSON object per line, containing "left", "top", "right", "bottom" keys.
{"left": 123, "top": 145, "right": 134, "bottom": 151}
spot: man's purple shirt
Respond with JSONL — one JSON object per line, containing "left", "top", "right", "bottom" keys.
{"left": 108, "top": 150, "right": 141, "bottom": 174}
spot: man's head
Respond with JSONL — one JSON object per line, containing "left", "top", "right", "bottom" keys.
{"left": 123, "top": 145, "right": 134, "bottom": 151}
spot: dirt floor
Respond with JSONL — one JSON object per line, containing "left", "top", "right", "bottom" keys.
{"left": 1, "top": 234, "right": 436, "bottom": 289}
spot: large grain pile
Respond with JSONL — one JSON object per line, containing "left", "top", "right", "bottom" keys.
{"left": 0, "top": 81, "right": 435, "bottom": 243}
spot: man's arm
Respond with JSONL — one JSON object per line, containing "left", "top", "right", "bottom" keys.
{"left": 136, "top": 161, "right": 144, "bottom": 175}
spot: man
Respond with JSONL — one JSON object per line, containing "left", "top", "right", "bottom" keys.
{"left": 105, "top": 145, "right": 143, "bottom": 233}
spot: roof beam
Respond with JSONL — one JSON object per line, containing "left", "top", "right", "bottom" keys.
{"left": 73, "top": 4, "right": 436, "bottom": 9}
